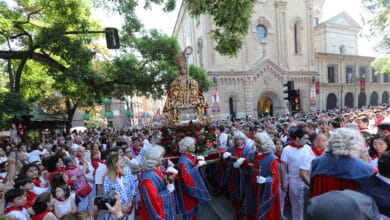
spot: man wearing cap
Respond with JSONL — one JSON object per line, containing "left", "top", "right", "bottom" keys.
{"left": 375, "top": 108, "right": 386, "bottom": 125}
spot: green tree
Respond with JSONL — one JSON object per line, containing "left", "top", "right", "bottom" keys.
{"left": 362, "top": 0, "right": 390, "bottom": 53}
{"left": 189, "top": 65, "right": 213, "bottom": 92}
{"left": 362, "top": 0, "right": 390, "bottom": 76}
{"left": 99, "top": 0, "right": 256, "bottom": 57}
{"left": 0, "top": 0, "right": 106, "bottom": 130}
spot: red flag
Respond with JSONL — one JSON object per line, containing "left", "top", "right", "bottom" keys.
{"left": 360, "top": 79, "right": 366, "bottom": 93}
{"left": 315, "top": 80, "right": 320, "bottom": 95}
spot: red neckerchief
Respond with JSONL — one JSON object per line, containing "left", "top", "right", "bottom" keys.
{"left": 57, "top": 167, "right": 66, "bottom": 173}
{"left": 117, "top": 172, "right": 124, "bottom": 178}
{"left": 133, "top": 147, "right": 141, "bottom": 156}
{"left": 376, "top": 118, "right": 385, "bottom": 125}
{"left": 65, "top": 166, "right": 77, "bottom": 171}
{"left": 56, "top": 197, "right": 67, "bottom": 202}
{"left": 275, "top": 151, "right": 282, "bottom": 160}
{"left": 33, "top": 177, "right": 42, "bottom": 187}
{"left": 5, "top": 206, "right": 23, "bottom": 214}
{"left": 92, "top": 159, "right": 105, "bottom": 176}
{"left": 312, "top": 147, "right": 325, "bottom": 157}
{"left": 359, "top": 127, "right": 369, "bottom": 131}
{"left": 290, "top": 141, "right": 304, "bottom": 149}
{"left": 25, "top": 191, "right": 37, "bottom": 208}
{"left": 371, "top": 154, "right": 379, "bottom": 160}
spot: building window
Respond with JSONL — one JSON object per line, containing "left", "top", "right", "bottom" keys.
{"left": 313, "top": 17, "right": 319, "bottom": 27}
{"left": 371, "top": 68, "right": 378, "bottom": 83}
{"left": 328, "top": 64, "right": 337, "bottom": 83}
{"left": 294, "top": 22, "right": 302, "bottom": 54}
{"left": 345, "top": 67, "right": 352, "bottom": 83}
{"left": 256, "top": 25, "right": 267, "bottom": 40}
{"left": 384, "top": 73, "right": 390, "bottom": 82}
{"left": 359, "top": 66, "right": 366, "bottom": 81}
{"left": 339, "top": 45, "right": 346, "bottom": 54}
{"left": 346, "top": 66, "right": 353, "bottom": 83}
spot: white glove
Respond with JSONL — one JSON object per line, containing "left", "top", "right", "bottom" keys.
{"left": 167, "top": 183, "right": 175, "bottom": 193}
{"left": 223, "top": 152, "right": 232, "bottom": 159}
{"left": 256, "top": 176, "right": 266, "bottom": 184}
{"left": 167, "top": 159, "right": 175, "bottom": 167}
{"left": 196, "top": 155, "right": 205, "bottom": 161}
{"left": 236, "top": 158, "right": 245, "bottom": 166}
{"left": 166, "top": 166, "right": 178, "bottom": 175}
{"left": 198, "top": 160, "right": 207, "bottom": 167}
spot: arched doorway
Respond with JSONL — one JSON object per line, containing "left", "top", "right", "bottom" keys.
{"left": 370, "top": 92, "right": 379, "bottom": 106}
{"left": 358, "top": 93, "right": 367, "bottom": 108}
{"left": 344, "top": 92, "right": 354, "bottom": 108}
{"left": 258, "top": 97, "right": 273, "bottom": 117}
{"left": 229, "top": 96, "right": 236, "bottom": 115}
{"left": 382, "top": 91, "right": 389, "bottom": 104}
{"left": 326, "top": 93, "right": 337, "bottom": 110}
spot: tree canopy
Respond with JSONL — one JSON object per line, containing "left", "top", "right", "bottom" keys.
{"left": 0, "top": 0, "right": 214, "bottom": 129}
{"left": 362, "top": 0, "right": 390, "bottom": 75}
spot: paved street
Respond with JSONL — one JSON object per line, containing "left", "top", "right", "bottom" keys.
{"left": 135, "top": 193, "right": 234, "bottom": 220}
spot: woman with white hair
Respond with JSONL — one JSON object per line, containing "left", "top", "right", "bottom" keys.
{"left": 310, "top": 128, "right": 376, "bottom": 197}
{"left": 176, "top": 136, "right": 211, "bottom": 220}
{"left": 242, "top": 131, "right": 281, "bottom": 220}
{"left": 140, "top": 145, "right": 176, "bottom": 220}
{"left": 222, "top": 131, "right": 253, "bottom": 220}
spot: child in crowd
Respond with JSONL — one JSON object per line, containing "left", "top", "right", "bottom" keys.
{"left": 4, "top": 188, "right": 30, "bottom": 220}
{"left": 31, "top": 192, "right": 57, "bottom": 220}
{"left": 52, "top": 184, "right": 76, "bottom": 218}
{"left": 14, "top": 176, "right": 37, "bottom": 214}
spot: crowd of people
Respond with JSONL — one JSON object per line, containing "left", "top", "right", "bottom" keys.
{"left": 0, "top": 105, "right": 389, "bottom": 220}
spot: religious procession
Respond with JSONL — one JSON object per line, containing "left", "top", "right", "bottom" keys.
{"left": 1, "top": 0, "right": 390, "bottom": 220}
{"left": 0, "top": 46, "right": 390, "bottom": 220}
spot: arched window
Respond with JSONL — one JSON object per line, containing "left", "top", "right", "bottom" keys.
{"left": 344, "top": 92, "right": 354, "bottom": 108}
{"left": 370, "top": 92, "right": 379, "bottom": 106}
{"left": 358, "top": 93, "right": 367, "bottom": 108}
{"left": 326, "top": 93, "right": 337, "bottom": 110}
{"left": 229, "top": 96, "right": 235, "bottom": 115}
{"left": 294, "top": 20, "right": 302, "bottom": 54}
{"left": 382, "top": 91, "right": 389, "bottom": 104}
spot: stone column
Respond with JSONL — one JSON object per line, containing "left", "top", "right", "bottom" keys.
{"left": 244, "top": 76, "right": 254, "bottom": 116}
{"left": 275, "top": 1, "right": 288, "bottom": 68}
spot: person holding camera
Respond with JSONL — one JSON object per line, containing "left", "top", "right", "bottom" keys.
{"left": 140, "top": 145, "right": 176, "bottom": 220}
{"left": 103, "top": 153, "right": 136, "bottom": 220}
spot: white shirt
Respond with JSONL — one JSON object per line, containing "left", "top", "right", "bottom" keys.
{"left": 95, "top": 163, "right": 108, "bottom": 185}
{"left": 54, "top": 193, "right": 75, "bottom": 216}
{"left": 28, "top": 150, "right": 45, "bottom": 163}
{"left": 6, "top": 207, "right": 31, "bottom": 220}
{"left": 281, "top": 144, "right": 314, "bottom": 185}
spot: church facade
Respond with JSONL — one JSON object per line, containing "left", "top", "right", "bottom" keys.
{"left": 172, "top": 0, "right": 389, "bottom": 119}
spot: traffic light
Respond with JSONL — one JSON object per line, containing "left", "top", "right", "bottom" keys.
{"left": 105, "top": 28, "right": 120, "bottom": 49}
{"left": 283, "top": 81, "right": 294, "bottom": 100}
{"left": 290, "top": 89, "right": 301, "bottom": 113}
